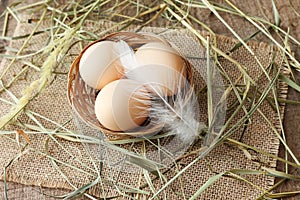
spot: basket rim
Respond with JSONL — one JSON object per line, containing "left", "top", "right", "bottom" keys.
{"left": 67, "top": 31, "right": 195, "bottom": 138}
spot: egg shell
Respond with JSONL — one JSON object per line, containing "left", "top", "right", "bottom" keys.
{"left": 79, "top": 41, "right": 124, "bottom": 90}
{"left": 126, "top": 64, "right": 186, "bottom": 96}
{"left": 135, "top": 42, "right": 184, "bottom": 72}
{"left": 94, "top": 79, "right": 150, "bottom": 131}
{"left": 131, "top": 42, "right": 186, "bottom": 96}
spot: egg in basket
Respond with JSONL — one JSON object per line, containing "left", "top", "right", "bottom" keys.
{"left": 67, "top": 32, "right": 200, "bottom": 146}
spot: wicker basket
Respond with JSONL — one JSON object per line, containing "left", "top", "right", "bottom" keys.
{"left": 67, "top": 32, "right": 194, "bottom": 138}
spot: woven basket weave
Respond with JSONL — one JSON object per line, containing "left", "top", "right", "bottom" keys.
{"left": 67, "top": 31, "right": 194, "bottom": 138}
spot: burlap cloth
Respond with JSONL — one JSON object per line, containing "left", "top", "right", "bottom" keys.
{"left": 0, "top": 18, "right": 289, "bottom": 199}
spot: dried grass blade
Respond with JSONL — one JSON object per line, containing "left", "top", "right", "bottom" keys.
{"left": 143, "top": 169, "right": 157, "bottom": 197}
{"left": 44, "top": 137, "right": 99, "bottom": 200}
{"left": 16, "top": 129, "right": 30, "bottom": 144}
{"left": 257, "top": 108, "right": 300, "bottom": 165}
{"left": 229, "top": 29, "right": 263, "bottom": 53}
{"left": 61, "top": 177, "right": 100, "bottom": 200}
{"left": 202, "top": 0, "right": 271, "bottom": 81}
{"left": 262, "top": 167, "right": 300, "bottom": 180}
{"left": 227, "top": 138, "right": 300, "bottom": 169}
{"left": 0, "top": 27, "right": 75, "bottom": 129}
{"left": 201, "top": 0, "right": 252, "bottom": 54}
{"left": 271, "top": 0, "right": 281, "bottom": 26}
{"left": 189, "top": 172, "right": 225, "bottom": 200}
{"left": 165, "top": 6, "right": 255, "bottom": 84}
{"left": 1, "top": 12, "right": 9, "bottom": 38}
{"left": 206, "top": 36, "right": 213, "bottom": 126}
{"left": 5, "top": 6, "right": 20, "bottom": 23}
{"left": 102, "top": 142, "right": 163, "bottom": 175}
{"left": 265, "top": 191, "right": 300, "bottom": 199}
{"left": 4, "top": 145, "right": 29, "bottom": 200}
{"left": 224, "top": 0, "right": 300, "bottom": 68}
{"left": 0, "top": 81, "right": 18, "bottom": 103}
{"left": 279, "top": 74, "right": 300, "bottom": 92}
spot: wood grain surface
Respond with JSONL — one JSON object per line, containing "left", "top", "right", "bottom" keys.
{"left": 0, "top": 0, "right": 299, "bottom": 199}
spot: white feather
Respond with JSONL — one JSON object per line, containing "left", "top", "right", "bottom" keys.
{"left": 113, "top": 40, "right": 138, "bottom": 71}
{"left": 115, "top": 40, "right": 203, "bottom": 145}
{"left": 146, "top": 76, "right": 202, "bottom": 145}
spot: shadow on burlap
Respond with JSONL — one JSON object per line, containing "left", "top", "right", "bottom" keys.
{"left": 0, "top": 17, "right": 289, "bottom": 199}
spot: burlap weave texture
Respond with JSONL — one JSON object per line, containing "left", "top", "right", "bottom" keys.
{"left": 0, "top": 18, "right": 289, "bottom": 199}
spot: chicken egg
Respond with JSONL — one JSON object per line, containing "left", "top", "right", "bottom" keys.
{"left": 135, "top": 42, "right": 184, "bottom": 70}
{"left": 130, "top": 42, "right": 186, "bottom": 96}
{"left": 79, "top": 41, "right": 124, "bottom": 90}
{"left": 94, "top": 79, "right": 150, "bottom": 132}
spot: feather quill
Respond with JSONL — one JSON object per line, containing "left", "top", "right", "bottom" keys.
{"left": 113, "top": 40, "right": 204, "bottom": 146}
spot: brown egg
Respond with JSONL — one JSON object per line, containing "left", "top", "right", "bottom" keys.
{"left": 94, "top": 79, "right": 150, "bottom": 131}
{"left": 79, "top": 41, "right": 124, "bottom": 90}
{"left": 131, "top": 42, "right": 186, "bottom": 96}
{"left": 135, "top": 42, "right": 184, "bottom": 71}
